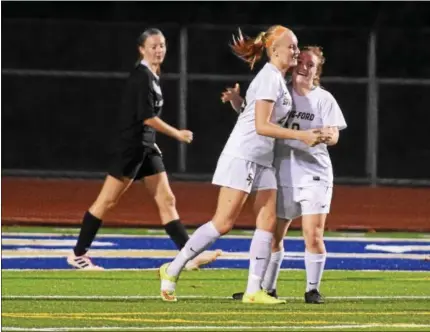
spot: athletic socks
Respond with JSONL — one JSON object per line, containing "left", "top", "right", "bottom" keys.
{"left": 245, "top": 229, "right": 273, "bottom": 294}
{"left": 261, "top": 249, "right": 284, "bottom": 292}
{"left": 166, "top": 221, "right": 220, "bottom": 276}
{"left": 164, "top": 219, "right": 189, "bottom": 249}
{"left": 73, "top": 211, "right": 102, "bottom": 256}
{"left": 305, "top": 250, "right": 327, "bottom": 292}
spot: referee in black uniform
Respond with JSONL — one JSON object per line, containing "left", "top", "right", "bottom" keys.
{"left": 68, "top": 28, "right": 221, "bottom": 270}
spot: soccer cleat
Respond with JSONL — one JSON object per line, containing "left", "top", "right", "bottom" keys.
{"left": 158, "top": 263, "right": 178, "bottom": 302}
{"left": 232, "top": 289, "right": 278, "bottom": 300}
{"left": 304, "top": 289, "right": 325, "bottom": 304}
{"left": 67, "top": 254, "right": 104, "bottom": 270}
{"left": 267, "top": 289, "right": 278, "bottom": 299}
{"left": 184, "top": 249, "right": 223, "bottom": 271}
{"left": 242, "top": 290, "right": 286, "bottom": 304}
{"left": 160, "top": 289, "right": 177, "bottom": 302}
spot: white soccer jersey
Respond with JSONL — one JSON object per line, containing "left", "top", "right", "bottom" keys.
{"left": 274, "top": 85, "right": 347, "bottom": 187}
{"left": 222, "top": 63, "right": 292, "bottom": 168}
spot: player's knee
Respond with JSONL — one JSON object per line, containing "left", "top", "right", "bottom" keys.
{"left": 155, "top": 192, "right": 176, "bottom": 210}
{"left": 304, "top": 230, "right": 324, "bottom": 250}
{"left": 97, "top": 197, "right": 119, "bottom": 212}
{"left": 272, "top": 230, "right": 285, "bottom": 250}
{"left": 272, "top": 239, "right": 284, "bottom": 252}
{"left": 212, "top": 218, "right": 234, "bottom": 235}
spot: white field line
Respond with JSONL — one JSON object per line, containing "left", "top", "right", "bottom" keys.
{"left": 3, "top": 295, "right": 430, "bottom": 300}
{"left": 2, "top": 268, "right": 430, "bottom": 273}
{"left": 3, "top": 232, "right": 430, "bottom": 242}
{"left": 2, "top": 249, "right": 428, "bottom": 260}
{"left": 2, "top": 239, "right": 114, "bottom": 247}
{"left": 3, "top": 323, "right": 430, "bottom": 331}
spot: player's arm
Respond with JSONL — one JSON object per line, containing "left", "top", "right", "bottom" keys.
{"left": 325, "top": 126, "right": 339, "bottom": 146}
{"left": 221, "top": 83, "right": 244, "bottom": 113}
{"left": 137, "top": 75, "right": 193, "bottom": 143}
{"left": 255, "top": 100, "right": 322, "bottom": 146}
{"left": 320, "top": 94, "right": 347, "bottom": 146}
{"left": 144, "top": 117, "right": 192, "bottom": 143}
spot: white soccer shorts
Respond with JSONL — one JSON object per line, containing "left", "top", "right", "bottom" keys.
{"left": 276, "top": 186, "right": 333, "bottom": 220}
{"left": 212, "top": 153, "right": 277, "bottom": 194}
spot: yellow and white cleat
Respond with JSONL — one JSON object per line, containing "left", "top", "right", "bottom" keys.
{"left": 158, "top": 263, "right": 178, "bottom": 302}
{"left": 184, "top": 249, "right": 223, "bottom": 271}
{"left": 242, "top": 290, "right": 286, "bottom": 304}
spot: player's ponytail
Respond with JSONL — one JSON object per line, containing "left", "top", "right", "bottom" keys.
{"left": 230, "top": 25, "right": 289, "bottom": 70}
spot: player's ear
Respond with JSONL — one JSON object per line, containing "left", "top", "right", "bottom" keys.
{"left": 138, "top": 45, "right": 145, "bottom": 58}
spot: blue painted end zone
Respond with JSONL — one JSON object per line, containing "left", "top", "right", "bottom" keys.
{"left": 2, "top": 234, "right": 430, "bottom": 271}
{"left": 2, "top": 257, "right": 429, "bottom": 271}
{"left": 3, "top": 235, "right": 430, "bottom": 254}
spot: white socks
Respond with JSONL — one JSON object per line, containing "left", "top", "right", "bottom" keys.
{"left": 246, "top": 229, "right": 273, "bottom": 294}
{"left": 261, "top": 249, "right": 284, "bottom": 292}
{"left": 305, "top": 250, "right": 326, "bottom": 292}
{"left": 166, "top": 221, "right": 220, "bottom": 277}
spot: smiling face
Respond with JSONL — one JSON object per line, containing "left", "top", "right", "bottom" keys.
{"left": 138, "top": 33, "right": 167, "bottom": 67}
{"left": 271, "top": 30, "right": 300, "bottom": 69}
{"left": 292, "top": 50, "right": 320, "bottom": 87}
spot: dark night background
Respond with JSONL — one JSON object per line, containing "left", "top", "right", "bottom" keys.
{"left": 2, "top": 2, "right": 430, "bottom": 182}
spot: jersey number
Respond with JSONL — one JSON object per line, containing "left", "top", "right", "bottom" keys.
{"left": 285, "top": 122, "right": 300, "bottom": 130}
{"left": 291, "top": 123, "right": 300, "bottom": 130}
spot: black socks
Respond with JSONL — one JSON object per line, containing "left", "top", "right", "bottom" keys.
{"left": 73, "top": 211, "right": 102, "bottom": 256}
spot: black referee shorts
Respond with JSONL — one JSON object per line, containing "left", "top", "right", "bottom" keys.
{"left": 108, "top": 146, "right": 166, "bottom": 181}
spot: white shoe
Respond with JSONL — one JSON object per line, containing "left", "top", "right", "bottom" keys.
{"left": 184, "top": 250, "right": 222, "bottom": 271}
{"left": 67, "top": 253, "right": 104, "bottom": 270}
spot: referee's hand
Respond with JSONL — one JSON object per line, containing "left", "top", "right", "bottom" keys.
{"left": 177, "top": 130, "right": 193, "bottom": 144}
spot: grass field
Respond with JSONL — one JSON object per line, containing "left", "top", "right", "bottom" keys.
{"left": 2, "top": 226, "right": 430, "bottom": 331}
{"left": 2, "top": 269, "right": 430, "bottom": 331}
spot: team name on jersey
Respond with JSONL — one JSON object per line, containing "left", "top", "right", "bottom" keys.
{"left": 287, "top": 110, "right": 315, "bottom": 121}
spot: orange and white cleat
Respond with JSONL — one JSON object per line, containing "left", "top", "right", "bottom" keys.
{"left": 159, "top": 263, "right": 178, "bottom": 302}
{"left": 185, "top": 249, "right": 223, "bottom": 271}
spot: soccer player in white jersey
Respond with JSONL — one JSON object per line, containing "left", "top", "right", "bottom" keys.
{"left": 223, "top": 46, "right": 346, "bottom": 304}
{"left": 159, "top": 26, "right": 329, "bottom": 304}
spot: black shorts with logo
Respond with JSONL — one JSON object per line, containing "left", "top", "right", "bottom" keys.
{"left": 108, "top": 145, "right": 165, "bottom": 181}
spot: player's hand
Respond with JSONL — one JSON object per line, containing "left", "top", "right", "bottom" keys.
{"left": 177, "top": 129, "right": 193, "bottom": 144}
{"left": 298, "top": 129, "right": 324, "bottom": 147}
{"left": 221, "top": 83, "right": 241, "bottom": 103}
{"left": 318, "top": 127, "right": 335, "bottom": 144}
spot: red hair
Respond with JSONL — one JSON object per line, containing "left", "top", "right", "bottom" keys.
{"left": 230, "top": 25, "right": 289, "bottom": 70}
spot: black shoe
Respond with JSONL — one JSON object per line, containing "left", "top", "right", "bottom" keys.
{"left": 232, "top": 289, "right": 278, "bottom": 301}
{"left": 267, "top": 289, "right": 278, "bottom": 298}
{"left": 304, "top": 289, "right": 324, "bottom": 304}
{"left": 232, "top": 292, "right": 244, "bottom": 300}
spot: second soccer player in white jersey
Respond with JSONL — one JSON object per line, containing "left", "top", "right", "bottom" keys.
{"left": 224, "top": 46, "right": 346, "bottom": 304}
{"left": 159, "top": 27, "right": 331, "bottom": 304}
